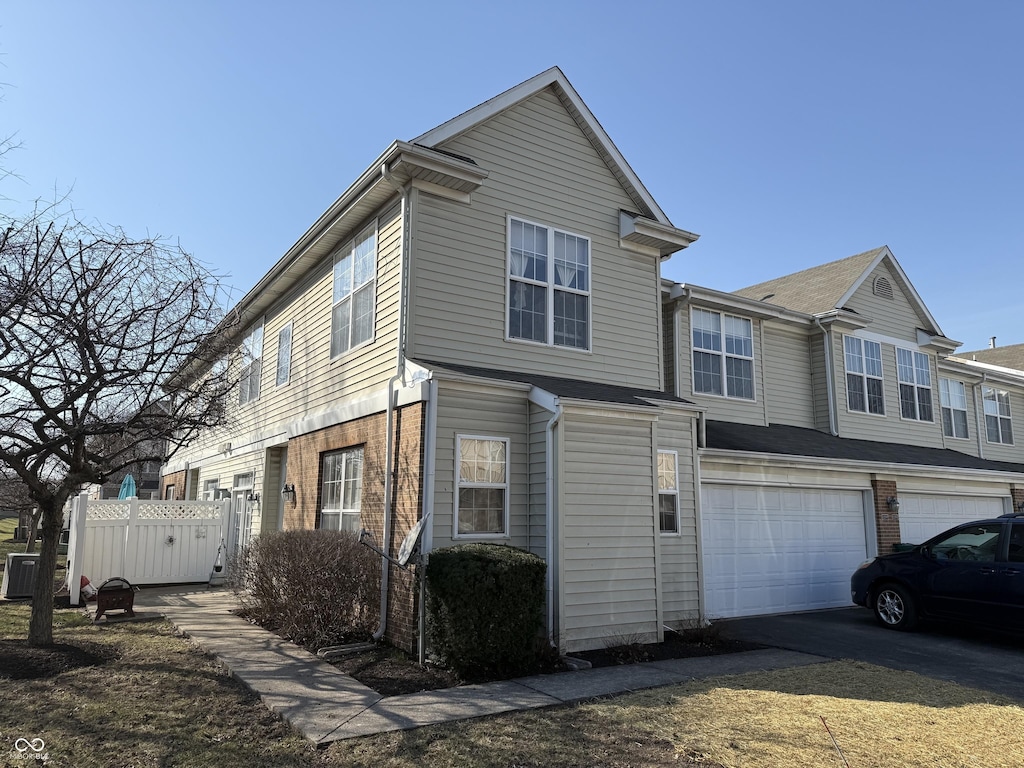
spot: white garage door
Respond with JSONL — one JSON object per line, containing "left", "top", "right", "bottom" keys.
{"left": 898, "top": 494, "right": 1007, "bottom": 545}
{"left": 702, "top": 485, "right": 868, "bottom": 619}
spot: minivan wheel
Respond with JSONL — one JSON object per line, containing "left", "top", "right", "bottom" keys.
{"left": 873, "top": 583, "right": 918, "bottom": 631}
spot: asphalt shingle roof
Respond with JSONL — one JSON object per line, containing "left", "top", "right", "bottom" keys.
{"left": 731, "top": 247, "right": 886, "bottom": 315}
{"left": 705, "top": 420, "right": 1024, "bottom": 475}
{"left": 417, "top": 360, "right": 695, "bottom": 409}
{"left": 950, "top": 343, "right": 1024, "bottom": 372}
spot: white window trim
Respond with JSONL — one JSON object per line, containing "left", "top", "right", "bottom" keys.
{"left": 454, "top": 434, "right": 510, "bottom": 540}
{"left": 319, "top": 447, "right": 363, "bottom": 532}
{"left": 939, "top": 377, "right": 970, "bottom": 440}
{"left": 658, "top": 450, "right": 681, "bottom": 536}
{"left": 276, "top": 321, "right": 292, "bottom": 387}
{"left": 690, "top": 307, "right": 756, "bottom": 402}
{"left": 505, "top": 215, "right": 592, "bottom": 353}
{"left": 202, "top": 478, "right": 220, "bottom": 501}
{"left": 238, "top": 320, "right": 264, "bottom": 406}
{"left": 330, "top": 221, "right": 378, "bottom": 360}
{"left": 895, "top": 348, "right": 934, "bottom": 423}
{"left": 844, "top": 336, "right": 885, "bottom": 416}
{"left": 982, "top": 386, "right": 1014, "bottom": 446}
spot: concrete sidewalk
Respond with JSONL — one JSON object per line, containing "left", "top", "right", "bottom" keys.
{"left": 119, "top": 586, "right": 825, "bottom": 745}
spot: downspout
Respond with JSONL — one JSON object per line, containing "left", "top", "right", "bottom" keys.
{"left": 974, "top": 373, "right": 988, "bottom": 460}
{"left": 374, "top": 164, "right": 410, "bottom": 642}
{"left": 814, "top": 318, "right": 839, "bottom": 436}
{"left": 544, "top": 401, "right": 563, "bottom": 645}
{"left": 417, "top": 377, "right": 438, "bottom": 665}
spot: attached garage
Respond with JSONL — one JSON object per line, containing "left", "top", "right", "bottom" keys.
{"left": 701, "top": 485, "right": 870, "bottom": 619}
{"left": 898, "top": 494, "right": 1008, "bottom": 545}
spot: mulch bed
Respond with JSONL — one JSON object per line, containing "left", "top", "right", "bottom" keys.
{"left": 0, "top": 638, "right": 120, "bottom": 679}
{"left": 572, "top": 627, "right": 764, "bottom": 669}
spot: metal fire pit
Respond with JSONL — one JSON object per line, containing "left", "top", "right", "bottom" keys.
{"left": 94, "top": 577, "right": 137, "bottom": 621}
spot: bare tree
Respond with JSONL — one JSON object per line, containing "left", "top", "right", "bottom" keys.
{"left": 0, "top": 206, "right": 238, "bottom": 646}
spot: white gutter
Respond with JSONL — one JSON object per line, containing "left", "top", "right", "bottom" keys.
{"left": 814, "top": 317, "right": 839, "bottom": 436}
{"left": 544, "top": 401, "right": 563, "bottom": 645}
{"left": 374, "top": 164, "right": 410, "bottom": 642}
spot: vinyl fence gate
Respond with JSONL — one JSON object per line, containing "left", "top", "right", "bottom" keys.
{"left": 66, "top": 493, "right": 230, "bottom": 605}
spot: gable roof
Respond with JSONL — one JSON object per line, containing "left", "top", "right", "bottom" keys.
{"left": 705, "top": 420, "right": 1024, "bottom": 476}
{"left": 731, "top": 246, "right": 945, "bottom": 336}
{"left": 950, "top": 343, "right": 1024, "bottom": 373}
{"left": 413, "top": 66, "right": 674, "bottom": 228}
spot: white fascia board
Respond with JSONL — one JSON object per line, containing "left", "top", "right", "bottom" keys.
{"left": 699, "top": 447, "right": 1024, "bottom": 483}
{"left": 917, "top": 328, "right": 961, "bottom": 353}
{"left": 527, "top": 386, "right": 559, "bottom": 413}
{"left": 947, "top": 357, "right": 1024, "bottom": 385}
{"left": 413, "top": 67, "right": 673, "bottom": 226}
{"left": 671, "top": 283, "right": 813, "bottom": 325}
{"left": 619, "top": 211, "right": 699, "bottom": 257}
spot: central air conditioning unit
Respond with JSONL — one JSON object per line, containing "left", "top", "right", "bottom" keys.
{"left": 1, "top": 553, "right": 41, "bottom": 599}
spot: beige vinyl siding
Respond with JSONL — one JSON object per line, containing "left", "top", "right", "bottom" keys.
{"left": 845, "top": 263, "right": 931, "bottom": 342}
{"left": 656, "top": 411, "right": 700, "bottom": 623}
{"left": 175, "top": 204, "right": 404, "bottom": 467}
{"left": 409, "top": 87, "right": 663, "bottom": 390}
{"left": 260, "top": 447, "right": 286, "bottom": 533}
{"left": 676, "top": 306, "right": 767, "bottom": 425}
{"left": 527, "top": 403, "right": 550, "bottom": 559}
{"left": 834, "top": 333, "right": 945, "bottom": 448}
{"left": 560, "top": 410, "right": 659, "bottom": 651}
{"left": 809, "top": 333, "right": 832, "bottom": 433}
{"left": 763, "top": 324, "right": 816, "bottom": 428}
{"left": 938, "top": 375, "right": 982, "bottom": 456}
{"left": 430, "top": 382, "right": 530, "bottom": 551}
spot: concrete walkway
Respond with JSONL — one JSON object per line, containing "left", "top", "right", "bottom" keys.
{"left": 112, "top": 586, "right": 825, "bottom": 745}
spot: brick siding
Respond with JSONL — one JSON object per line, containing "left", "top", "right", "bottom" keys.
{"left": 160, "top": 470, "right": 188, "bottom": 500}
{"left": 871, "top": 478, "right": 901, "bottom": 554}
{"left": 283, "top": 403, "right": 425, "bottom": 653}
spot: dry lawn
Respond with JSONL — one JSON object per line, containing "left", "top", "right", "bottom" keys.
{"left": 0, "top": 599, "right": 1022, "bottom": 768}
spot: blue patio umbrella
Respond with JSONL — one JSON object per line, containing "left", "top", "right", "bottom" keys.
{"left": 117, "top": 474, "right": 137, "bottom": 499}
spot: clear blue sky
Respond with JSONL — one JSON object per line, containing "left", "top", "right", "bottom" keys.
{"left": 3, "top": 2, "right": 1021, "bottom": 353}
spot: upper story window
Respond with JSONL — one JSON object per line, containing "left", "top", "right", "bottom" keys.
{"left": 331, "top": 223, "right": 377, "bottom": 358}
{"left": 658, "top": 450, "right": 680, "bottom": 534}
{"left": 691, "top": 308, "right": 754, "bottom": 400}
{"left": 939, "top": 378, "right": 969, "bottom": 439}
{"left": 276, "top": 322, "right": 292, "bottom": 387}
{"left": 983, "top": 386, "right": 1014, "bottom": 445}
{"left": 456, "top": 435, "right": 509, "bottom": 537}
{"left": 508, "top": 216, "right": 590, "bottom": 351}
{"left": 896, "top": 348, "right": 933, "bottom": 422}
{"left": 320, "top": 446, "right": 363, "bottom": 532}
{"left": 844, "top": 336, "right": 884, "bottom": 415}
{"left": 238, "top": 321, "right": 264, "bottom": 405}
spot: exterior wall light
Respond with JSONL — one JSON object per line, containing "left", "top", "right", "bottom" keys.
{"left": 886, "top": 496, "right": 900, "bottom": 512}
{"left": 246, "top": 491, "right": 260, "bottom": 504}
{"left": 282, "top": 484, "right": 296, "bottom": 502}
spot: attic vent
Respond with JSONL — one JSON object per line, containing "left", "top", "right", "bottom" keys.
{"left": 873, "top": 276, "right": 894, "bottom": 300}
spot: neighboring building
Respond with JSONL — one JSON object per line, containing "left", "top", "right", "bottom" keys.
{"left": 663, "top": 246, "right": 1024, "bottom": 619}
{"left": 87, "top": 460, "right": 163, "bottom": 501}
{"left": 163, "top": 68, "right": 703, "bottom": 654}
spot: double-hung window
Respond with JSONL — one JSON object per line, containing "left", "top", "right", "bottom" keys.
{"left": 896, "top": 348, "right": 933, "bottom": 421}
{"left": 939, "top": 378, "right": 969, "bottom": 439}
{"left": 320, "top": 447, "right": 363, "bottom": 532}
{"left": 455, "top": 436, "right": 509, "bottom": 537}
{"left": 331, "top": 224, "right": 376, "bottom": 357}
{"left": 983, "top": 386, "right": 1014, "bottom": 445}
{"left": 238, "top": 321, "right": 264, "bottom": 405}
{"left": 202, "top": 479, "right": 220, "bottom": 501}
{"left": 276, "top": 322, "right": 292, "bottom": 386}
{"left": 508, "top": 217, "right": 590, "bottom": 350}
{"left": 844, "top": 336, "right": 884, "bottom": 414}
{"left": 658, "top": 451, "right": 680, "bottom": 534}
{"left": 691, "top": 308, "right": 754, "bottom": 399}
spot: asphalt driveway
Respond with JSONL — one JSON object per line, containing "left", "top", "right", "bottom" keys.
{"left": 720, "top": 607, "right": 1024, "bottom": 702}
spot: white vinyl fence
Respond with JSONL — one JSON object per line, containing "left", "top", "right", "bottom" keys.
{"left": 67, "top": 493, "right": 230, "bottom": 604}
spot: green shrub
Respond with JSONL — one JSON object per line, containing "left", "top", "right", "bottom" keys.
{"left": 425, "top": 543, "right": 546, "bottom": 680}
{"left": 229, "top": 529, "right": 380, "bottom": 649}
